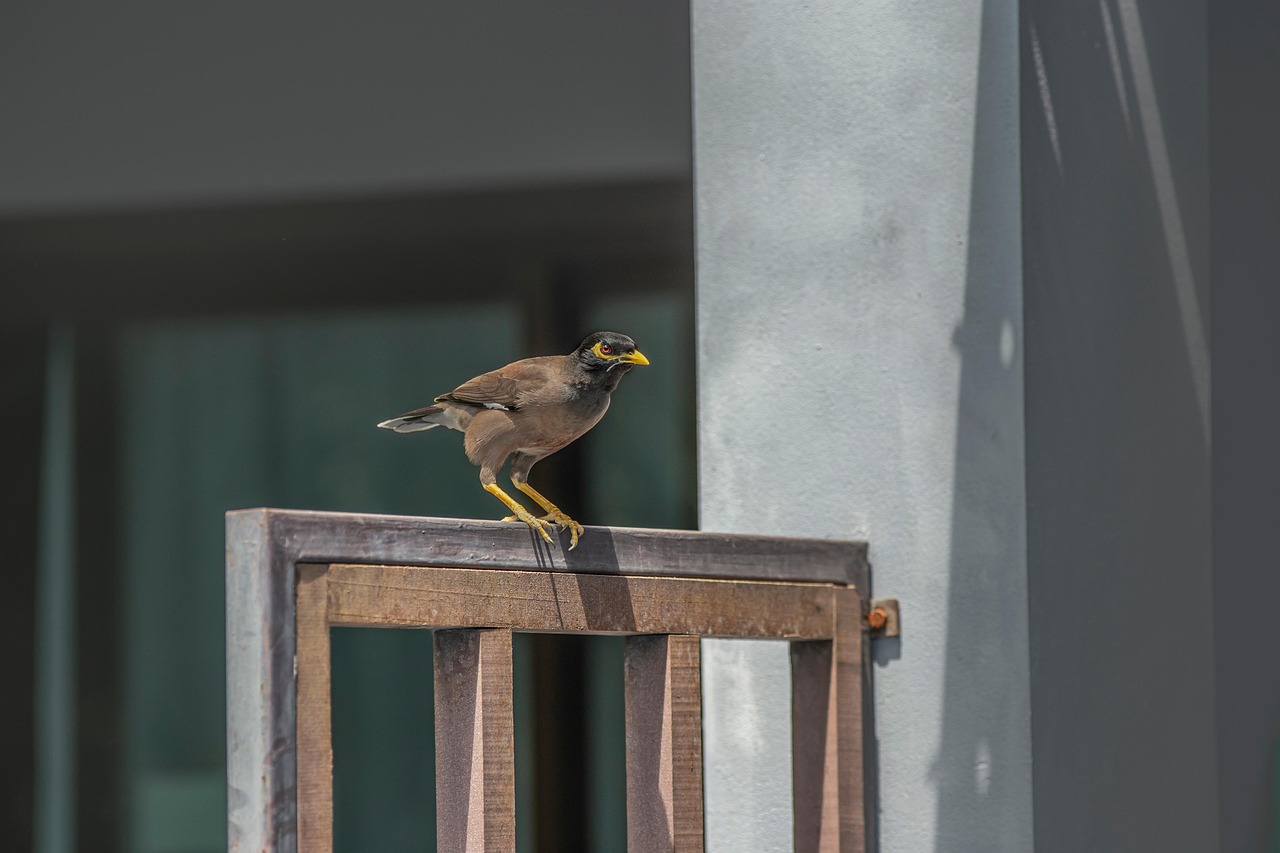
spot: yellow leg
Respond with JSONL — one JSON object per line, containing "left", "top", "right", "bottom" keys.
{"left": 484, "top": 483, "right": 553, "bottom": 544}
{"left": 514, "top": 481, "right": 584, "bottom": 550}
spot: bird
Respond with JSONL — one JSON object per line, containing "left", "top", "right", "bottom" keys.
{"left": 377, "top": 331, "right": 649, "bottom": 549}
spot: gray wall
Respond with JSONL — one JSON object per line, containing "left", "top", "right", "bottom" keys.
{"left": 0, "top": 0, "right": 691, "bottom": 214}
{"left": 1211, "top": 1, "right": 1280, "bottom": 850}
{"left": 1208, "top": 0, "right": 1280, "bottom": 845}
{"left": 1021, "top": 2, "right": 1217, "bottom": 851}
{"left": 692, "top": 1, "right": 1031, "bottom": 850}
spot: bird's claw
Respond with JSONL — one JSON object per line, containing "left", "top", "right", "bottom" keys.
{"left": 539, "top": 511, "right": 583, "bottom": 550}
{"left": 502, "top": 510, "right": 583, "bottom": 550}
{"left": 501, "top": 509, "right": 554, "bottom": 544}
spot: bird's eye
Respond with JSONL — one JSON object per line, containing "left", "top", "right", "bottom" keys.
{"left": 599, "top": 343, "right": 612, "bottom": 355}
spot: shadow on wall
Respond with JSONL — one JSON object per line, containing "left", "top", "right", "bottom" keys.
{"left": 997, "top": 2, "right": 1212, "bottom": 853}
{"left": 929, "top": 1, "right": 1031, "bottom": 851}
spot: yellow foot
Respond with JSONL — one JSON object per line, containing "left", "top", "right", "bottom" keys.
{"left": 540, "top": 510, "right": 584, "bottom": 550}
{"left": 501, "top": 510, "right": 584, "bottom": 549}
{"left": 499, "top": 508, "right": 554, "bottom": 544}
{"left": 486, "top": 482, "right": 553, "bottom": 545}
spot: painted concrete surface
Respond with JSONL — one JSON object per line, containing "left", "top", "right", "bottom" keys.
{"left": 692, "top": 1, "right": 1030, "bottom": 850}
{"left": 701, "top": 639, "right": 794, "bottom": 852}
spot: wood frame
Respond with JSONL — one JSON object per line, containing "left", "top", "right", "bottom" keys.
{"left": 227, "top": 508, "right": 871, "bottom": 853}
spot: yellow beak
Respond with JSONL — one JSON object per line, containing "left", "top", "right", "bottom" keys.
{"left": 622, "top": 350, "right": 650, "bottom": 366}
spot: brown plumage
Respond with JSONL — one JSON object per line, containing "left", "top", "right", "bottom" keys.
{"left": 378, "top": 331, "right": 649, "bottom": 549}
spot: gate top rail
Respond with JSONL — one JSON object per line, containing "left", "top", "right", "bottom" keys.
{"left": 226, "top": 507, "right": 868, "bottom": 586}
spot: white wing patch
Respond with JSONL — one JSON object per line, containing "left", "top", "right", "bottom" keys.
{"left": 483, "top": 402, "right": 511, "bottom": 411}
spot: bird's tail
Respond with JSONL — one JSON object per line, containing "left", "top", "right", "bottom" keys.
{"left": 377, "top": 404, "right": 451, "bottom": 433}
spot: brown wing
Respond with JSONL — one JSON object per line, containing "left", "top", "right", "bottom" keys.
{"left": 436, "top": 356, "right": 561, "bottom": 410}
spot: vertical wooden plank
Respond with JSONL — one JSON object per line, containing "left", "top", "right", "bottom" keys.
{"left": 295, "top": 565, "right": 333, "bottom": 853}
{"left": 792, "top": 587, "right": 864, "bottom": 853}
{"left": 834, "top": 587, "right": 866, "bottom": 851}
{"left": 226, "top": 509, "right": 298, "bottom": 853}
{"left": 625, "top": 634, "right": 705, "bottom": 853}
{"left": 434, "top": 628, "right": 516, "bottom": 853}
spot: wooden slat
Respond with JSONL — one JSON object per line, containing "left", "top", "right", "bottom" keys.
{"left": 227, "top": 508, "right": 868, "bottom": 587}
{"left": 625, "top": 635, "right": 705, "bottom": 853}
{"left": 434, "top": 628, "right": 517, "bottom": 853}
{"left": 226, "top": 511, "right": 298, "bottom": 853}
{"left": 295, "top": 566, "right": 334, "bottom": 853}
{"left": 791, "top": 587, "right": 865, "bottom": 852}
{"left": 326, "top": 564, "right": 836, "bottom": 640}
{"left": 834, "top": 587, "right": 866, "bottom": 849}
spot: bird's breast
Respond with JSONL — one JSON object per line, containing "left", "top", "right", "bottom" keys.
{"left": 516, "top": 395, "right": 611, "bottom": 455}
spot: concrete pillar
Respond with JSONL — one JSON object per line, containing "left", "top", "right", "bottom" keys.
{"left": 692, "top": 1, "right": 1030, "bottom": 850}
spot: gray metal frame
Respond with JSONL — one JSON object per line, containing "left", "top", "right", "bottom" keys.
{"left": 226, "top": 507, "right": 869, "bottom": 852}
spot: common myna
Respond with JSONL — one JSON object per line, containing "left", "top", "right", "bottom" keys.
{"left": 378, "top": 331, "right": 649, "bottom": 549}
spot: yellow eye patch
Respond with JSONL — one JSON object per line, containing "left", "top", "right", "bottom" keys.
{"left": 590, "top": 340, "right": 650, "bottom": 365}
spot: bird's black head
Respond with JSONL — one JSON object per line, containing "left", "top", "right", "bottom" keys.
{"left": 574, "top": 331, "right": 650, "bottom": 373}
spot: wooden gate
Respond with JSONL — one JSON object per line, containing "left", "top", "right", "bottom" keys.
{"left": 226, "top": 509, "right": 871, "bottom": 852}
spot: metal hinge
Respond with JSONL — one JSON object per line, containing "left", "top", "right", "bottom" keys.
{"left": 866, "top": 598, "right": 901, "bottom": 638}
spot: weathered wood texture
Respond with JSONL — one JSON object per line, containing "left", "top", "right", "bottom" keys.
{"left": 834, "top": 588, "right": 867, "bottom": 849}
{"left": 226, "top": 508, "right": 868, "bottom": 586}
{"left": 625, "top": 635, "right": 705, "bottom": 853}
{"left": 227, "top": 511, "right": 298, "bottom": 853}
{"left": 792, "top": 588, "right": 865, "bottom": 852}
{"left": 225, "top": 509, "right": 871, "bottom": 853}
{"left": 434, "top": 629, "right": 517, "bottom": 853}
{"left": 295, "top": 566, "right": 333, "bottom": 853}
{"left": 326, "top": 564, "right": 835, "bottom": 639}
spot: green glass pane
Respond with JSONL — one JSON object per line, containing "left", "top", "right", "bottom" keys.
{"left": 117, "top": 304, "right": 519, "bottom": 852}
{"left": 330, "top": 628, "right": 435, "bottom": 852}
{"left": 584, "top": 292, "right": 696, "bottom": 530}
